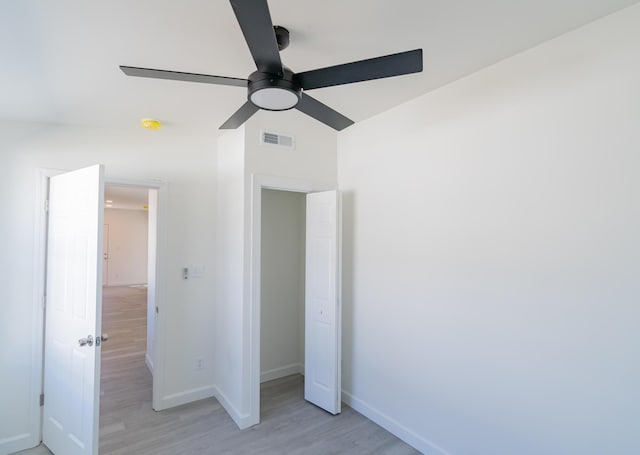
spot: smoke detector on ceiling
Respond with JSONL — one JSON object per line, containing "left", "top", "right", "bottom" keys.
{"left": 141, "top": 119, "right": 162, "bottom": 130}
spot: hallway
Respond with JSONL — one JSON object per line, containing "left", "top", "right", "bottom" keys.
{"left": 99, "top": 285, "right": 152, "bottom": 453}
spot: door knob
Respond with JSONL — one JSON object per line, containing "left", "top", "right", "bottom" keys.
{"left": 78, "top": 335, "right": 94, "bottom": 347}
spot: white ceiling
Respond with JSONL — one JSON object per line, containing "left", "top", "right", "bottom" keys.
{"left": 1, "top": 0, "right": 637, "bottom": 135}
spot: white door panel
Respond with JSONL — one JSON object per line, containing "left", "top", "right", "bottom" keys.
{"left": 304, "top": 190, "right": 341, "bottom": 414}
{"left": 43, "top": 165, "right": 104, "bottom": 455}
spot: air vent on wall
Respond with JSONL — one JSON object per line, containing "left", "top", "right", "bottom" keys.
{"left": 260, "top": 130, "right": 295, "bottom": 149}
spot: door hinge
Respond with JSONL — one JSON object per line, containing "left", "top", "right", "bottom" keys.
{"left": 40, "top": 394, "right": 44, "bottom": 406}
{"left": 44, "top": 199, "right": 49, "bottom": 212}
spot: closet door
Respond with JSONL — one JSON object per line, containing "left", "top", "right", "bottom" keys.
{"left": 304, "top": 190, "right": 341, "bottom": 414}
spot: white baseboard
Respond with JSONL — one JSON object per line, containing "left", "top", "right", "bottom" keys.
{"left": 260, "top": 363, "right": 304, "bottom": 383}
{"left": 158, "top": 385, "right": 216, "bottom": 410}
{"left": 213, "top": 386, "right": 255, "bottom": 429}
{"left": 104, "top": 281, "right": 147, "bottom": 287}
{"left": 0, "top": 433, "right": 38, "bottom": 455}
{"left": 342, "top": 391, "right": 451, "bottom": 455}
{"left": 145, "top": 353, "right": 154, "bottom": 375}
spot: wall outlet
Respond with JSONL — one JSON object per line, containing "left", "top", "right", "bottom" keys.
{"left": 195, "top": 358, "right": 204, "bottom": 370}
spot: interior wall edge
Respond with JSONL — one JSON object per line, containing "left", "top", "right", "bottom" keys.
{"left": 213, "top": 385, "right": 255, "bottom": 430}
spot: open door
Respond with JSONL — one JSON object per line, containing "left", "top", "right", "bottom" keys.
{"left": 102, "top": 224, "right": 109, "bottom": 286}
{"left": 304, "top": 190, "right": 341, "bottom": 414}
{"left": 43, "top": 165, "right": 105, "bottom": 455}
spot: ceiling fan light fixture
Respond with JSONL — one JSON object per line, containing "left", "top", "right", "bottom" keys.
{"left": 250, "top": 87, "right": 299, "bottom": 111}
{"left": 247, "top": 69, "right": 302, "bottom": 111}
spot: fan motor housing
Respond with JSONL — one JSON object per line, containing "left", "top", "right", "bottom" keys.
{"left": 248, "top": 68, "right": 302, "bottom": 111}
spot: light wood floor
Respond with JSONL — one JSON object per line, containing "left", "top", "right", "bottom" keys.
{"left": 18, "top": 286, "right": 419, "bottom": 455}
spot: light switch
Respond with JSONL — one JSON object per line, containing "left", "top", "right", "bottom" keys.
{"left": 191, "top": 265, "right": 205, "bottom": 278}
{"left": 183, "top": 265, "right": 205, "bottom": 279}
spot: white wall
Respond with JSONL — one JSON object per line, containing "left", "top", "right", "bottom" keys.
{"left": 215, "top": 110, "right": 337, "bottom": 427}
{"left": 338, "top": 5, "right": 640, "bottom": 455}
{"left": 244, "top": 110, "right": 338, "bottom": 187}
{"left": 214, "top": 127, "right": 246, "bottom": 421}
{"left": 260, "top": 189, "right": 306, "bottom": 382}
{"left": 0, "top": 122, "right": 217, "bottom": 454}
{"left": 104, "top": 208, "right": 148, "bottom": 286}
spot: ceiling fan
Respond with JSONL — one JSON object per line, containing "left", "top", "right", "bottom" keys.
{"left": 120, "top": 0, "right": 423, "bottom": 131}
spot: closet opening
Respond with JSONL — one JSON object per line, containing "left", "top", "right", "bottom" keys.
{"left": 259, "top": 188, "right": 306, "bottom": 417}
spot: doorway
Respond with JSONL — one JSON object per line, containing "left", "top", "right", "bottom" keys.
{"left": 100, "top": 185, "right": 156, "bottom": 442}
{"left": 36, "top": 167, "right": 166, "bottom": 454}
{"left": 100, "top": 182, "right": 160, "bottom": 382}
{"left": 259, "top": 189, "right": 306, "bottom": 403}
{"left": 247, "top": 175, "right": 342, "bottom": 427}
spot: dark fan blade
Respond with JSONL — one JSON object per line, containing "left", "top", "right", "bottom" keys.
{"left": 229, "top": 0, "right": 283, "bottom": 75}
{"left": 296, "top": 49, "right": 423, "bottom": 91}
{"left": 220, "top": 101, "right": 260, "bottom": 129}
{"left": 120, "top": 66, "right": 248, "bottom": 87}
{"left": 296, "top": 94, "right": 354, "bottom": 131}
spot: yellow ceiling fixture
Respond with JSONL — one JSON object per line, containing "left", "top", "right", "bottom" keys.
{"left": 141, "top": 118, "right": 162, "bottom": 130}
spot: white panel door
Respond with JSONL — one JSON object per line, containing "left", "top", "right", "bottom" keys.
{"left": 43, "top": 165, "right": 105, "bottom": 455}
{"left": 102, "top": 224, "right": 109, "bottom": 286}
{"left": 304, "top": 190, "right": 341, "bottom": 414}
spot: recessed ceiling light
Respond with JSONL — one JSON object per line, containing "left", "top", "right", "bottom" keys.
{"left": 105, "top": 204, "right": 113, "bottom": 208}
{"left": 141, "top": 119, "right": 162, "bottom": 130}
{"left": 106, "top": 200, "right": 113, "bottom": 203}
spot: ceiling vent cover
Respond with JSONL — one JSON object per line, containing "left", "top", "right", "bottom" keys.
{"left": 261, "top": 130, "right": 295, "bottom": 149}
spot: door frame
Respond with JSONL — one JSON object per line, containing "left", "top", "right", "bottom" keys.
{"left": 32, "top": 169, "right": 169, "bottom": 443}
{"left": 247, "top": 174, "right": 336, "bottom": 427}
